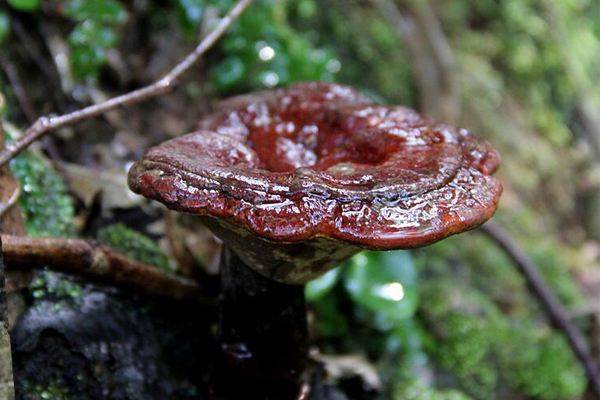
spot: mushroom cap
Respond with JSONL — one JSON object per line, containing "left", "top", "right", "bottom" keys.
{"left": 129, "top": 82, "right": 502, "bottom": 251}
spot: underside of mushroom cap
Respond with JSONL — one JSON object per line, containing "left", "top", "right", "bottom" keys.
{"left": 129, "top": 82, "right": 502, "bottom": 252}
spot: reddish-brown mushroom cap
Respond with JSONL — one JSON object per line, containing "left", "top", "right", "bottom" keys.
{"left": 128, "top": 82, "right": 502, "bottom": 282}
{"left": 129, "top": 83, "right": 501, "bottom": 245}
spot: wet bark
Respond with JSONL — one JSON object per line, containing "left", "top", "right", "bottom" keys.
{"left": 215, "top": 247, "right": 308, "bottom": 399}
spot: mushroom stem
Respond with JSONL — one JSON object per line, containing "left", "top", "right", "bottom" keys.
{"left": 216, "top": 247, "right": 308, "bottom": 399}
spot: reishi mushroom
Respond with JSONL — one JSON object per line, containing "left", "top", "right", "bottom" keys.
{"left": 128, "top": 82, "right": 502, "bottom": 399}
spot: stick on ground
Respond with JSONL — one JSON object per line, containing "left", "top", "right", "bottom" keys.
{"left": 481, "top": 221, "right": 600, "bottom": 398}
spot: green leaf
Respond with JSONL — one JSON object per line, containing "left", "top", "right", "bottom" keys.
{"left": 344, "top": 251, "right": 418, "bottom": 327}
{"left": 305, "top": 267, "right": 341, "bottom": 302}
{"left": 7, "top": 0, "right": 39, "bottom": 12}
{"left": 70, "top": 21, "right": 118, "bottom": 48}
{"left": 213, "top": 57, "right": 246, "bottom": 90}
{"left": 68, "top": 21, "right": 119, "bottom": 80}
{"left": 64, "top": 0, "right": 127, "bottom": 24}
{"left": 0, "top": 12, "right": 10, "bottom": 44}
{"left": 175, "top": 0, "right": 205, "bottom": 37}
{"left": 310, "top": 295, "right": 348, "bottom": 337}
{"left": 70, "top": 45, "right": 107, "bottom": 80}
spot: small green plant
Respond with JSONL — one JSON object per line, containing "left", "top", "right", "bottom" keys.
{"left": 29, "top": 271, "right": 83, "bottom": 306}
{"left": 63, "top": 0, "right": 128, "bottom": 80}
{"left": 21, "top": 379, "right": 69, "bottom": 400}
{"left": 97, "top": 223, "right": 171, "bottom": 272}
{"left": 176, "top": 0, "right": 340, "bottom": 92}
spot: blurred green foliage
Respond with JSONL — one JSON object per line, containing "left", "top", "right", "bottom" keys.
{"left": 3, "top": 0, "right": 127, "bottom": 80}
{"left": 97, "top": 223, "right": 172, "bottom": 272}
{"left": 6, "top": 0, "right": 39, "bottom": 12}
{"left": 176, "top": 0, "right": 340, "bottom": 92}
{"left": 287, "top": 0, "right": 416, "bottom": 103}
{"left": 0, "top": 12, "right": 9, "bottom": 44}
{"left": 63, "top": 0, "right": 128, "bottom": 81}
{"left": 344, "top": 251, "right": 418, "bottom": 330}
{"left": 5, "top": 0, "right": 339, "bottom": 86}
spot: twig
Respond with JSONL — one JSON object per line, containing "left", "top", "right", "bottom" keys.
{"left": 1, "top": 52, "right": 78, "bottom": 194}
{"left": 0, "top": 0, "right": 253, "bottom": 169}
{"left": 481, "top": 221, "right": 600, "bottom": 398}
{"left": 0, "top": 116, "right": 21, "bottom": 222}
{"left": 1, "top": 234, "right": 205, "bottom": 302}
{"left": 10, "top": 17, "right": 56, "bottom": 81}
{"left": 0, "top": 56, "right": 37, "bottom": 123}
{"left": 0, "top": 185, "right": 20, "bottom": 220}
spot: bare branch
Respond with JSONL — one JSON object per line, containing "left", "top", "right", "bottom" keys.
{"left": 0, "top": 57, "right": 37, "bottom": 123}
{"left": 0, "top": 0, "right": 253, "bottom": 169}
{"left": 481, "top": 221, "right": 600, "bottom": 398}
{"left": 1, "top": 235, "right": 205, "bottom": 302}
{"left": 0, "top": 185, "right": 20, "bottom": 220}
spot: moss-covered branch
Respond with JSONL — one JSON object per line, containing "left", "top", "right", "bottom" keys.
{"left": 1, "top": 235, "right": 203, "bottom": 302}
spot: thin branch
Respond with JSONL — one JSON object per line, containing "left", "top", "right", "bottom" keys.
{"left": 0, "top": 56, "right": 37, "bottom": 123}
{"left": 10, "top": 17, "right": 56, "bottom": 81}
{"left": 0, "top": 118, "right": 21, "bottom": 221}
{"left": 0, "top": 0, "right": 253, "bottom": 169}
{"left": 0, "top": 119, "right": 26, "bottom": 237}
{"left": 1, "top": 235, "right": 205, "bottom": 302}
{"left": 0, "top": 185, "right": 20, "bottom": 220}
{"left": 1, "top": 52, "right": 79, "bottom": 194}
{"left": 481, "top": 221, "right": 600, "bottom": 398}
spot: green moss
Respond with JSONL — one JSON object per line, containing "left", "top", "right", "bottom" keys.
{"left": 420, "top": 281, "right": 501, "bottom": 399}
{"left": 9, "top": 152, "right": 75, "bottom": 237}
{"left": 420, "top": 231, "right": 583, "bottom": 314}
{"left": 97, "top": 223, "right": 171, "bottom": 272}
{"left": 498, "top": 324, "right": 586, "bottom": 400}
{"left": 394, "top": 380, "right": 473, "bottom": 400}
{"left": 22, "top": 379, "right": 69, "bottom": 400}
{"left": 29, "top": 271, "right": 84, "bottom": 309}
{"left": 419, "top": 280, "right": 586, "bottom": 400}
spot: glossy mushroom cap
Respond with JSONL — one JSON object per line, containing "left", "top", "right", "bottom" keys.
{"left": 128, "top": 82, "right": 502, "bottom": 283}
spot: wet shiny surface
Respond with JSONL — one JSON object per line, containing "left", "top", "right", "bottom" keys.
{"left": 129, "top": 82, "right": 502, "bottom": 249}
